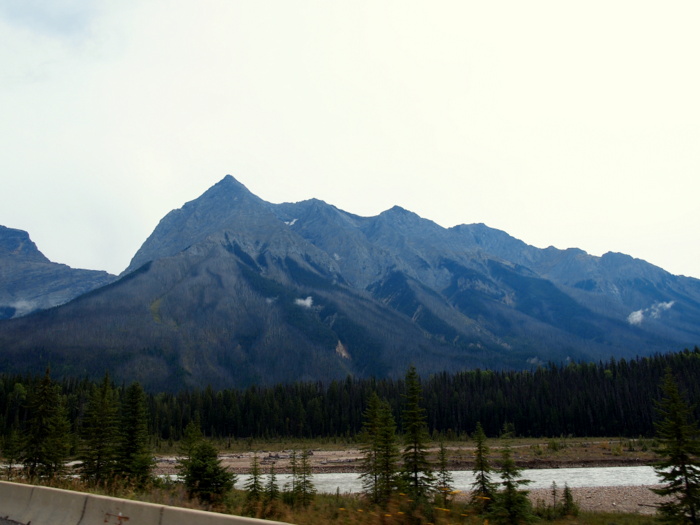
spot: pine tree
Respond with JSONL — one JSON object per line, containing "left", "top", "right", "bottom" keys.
{"left": 295, "top": 449, "right": 316, "bottom": 507}
{"left": 264, "top": 462, "right": 280, "bottom": 503}
{"left": 284, "top": 449, "right": 299, "bottom": 505}
{"left": 400, "top": 365, "right": 435, "bottom": 501}
{"left": 178, "top": 439, "right": 235, "bottom": 502}
{"left": 359, "top": 393, "right": 382, "bottom": 502}
{"left": 245, "top": 453, "right": 264, "bottom": 502}
{"left": 115, "top": 382, "right": 154, "bottom": 486}
{"left": 470, "top": 422, "right": 496, "bottom": 513}
{"left": 359, "top": 393, "right": 399, "bottom": 506}
{"left": 488, "top": 444, "right": 533, "bottom": 524}
{"left": 436, "top": 441, "right": 455, "bottom": 507}
{"left": 21, "top": 369, "right": 71, "bottom": 479}
{"left": 179, "top": 420, "right": 204, "bottom": 458}
{"left": 561, "top": 483, "right": 578, "bottom": 517}
{"left": 2, "top": 428, "right": 22, "bottom": 480}
{"left": 375, "top": 399, "right": 400, "bottom": 506}
{"left": 652, "top": 368, "right": 700, "bottom": 524}
{"left": 80, "top": 373, "right": 119, "bottom": 485}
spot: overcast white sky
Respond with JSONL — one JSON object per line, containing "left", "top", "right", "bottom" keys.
{"left": 2, "top": 1, "right": 699, "bottom": 278}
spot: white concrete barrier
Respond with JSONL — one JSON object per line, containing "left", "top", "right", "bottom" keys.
{"left": 19, "top": 485, "right": 88, "bottom": 525}
{"left": 160, "top": 505, "right": 288, "bottom": 525}
{"left": 0, "top": 480, "right": 33, "bottom": 521}
{"left": 79, "top": 492, "right": 164, "bottom": 525}
{"left": 0, "top": 481, "right": 289, "bottom": 525}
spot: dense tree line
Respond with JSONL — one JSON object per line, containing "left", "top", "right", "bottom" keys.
{"left": 1, "top": 348, "right": 700, "bottom": 445}
{"left": 3, "top": 359, "right": 699, "bottom": 523}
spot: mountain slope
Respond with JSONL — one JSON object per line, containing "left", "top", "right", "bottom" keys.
{"left": 0, "top": 225, "right": 116, "bottom": 319}
{"left": 0, "top": 175, "right": 698, "bottom": 390}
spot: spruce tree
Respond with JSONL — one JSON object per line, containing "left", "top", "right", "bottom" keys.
{"left": 2, "top": 428, "right": 22, "bottom": 480}
{"left": 652, "top": 368, "right": 700, "bottom": 524}
{"left": 436, "top": 441, "right": 455, "bottom": 507}
{"left": 470, "top": 421, "right": 496, "bottom": 513}
{"left": 295, "top": 449, "right": 316, "bottom": 507}
{"left": 21, "top": 369, "right": 71, "bottom": 479}
{"left": 179, "top": 420, "right": 204, "bottom": 458}
{"left": 561, "top": 483, "right": 578, "bottom": 517}
{"left": 178, "top": 440, "right": 235, "bottom": 502}
{"left": 284, "top": 449, "right": 298, "bottom": 505}
{"left": 400, "top": 365, "right": 435, "bottom": 501}
{"left": 359, "top": 393, "right": 382, "bottom": 502}
{"left": 359, "top": 393, "right": 399, "bottom": 506}
{"left": 374, "top": 399, "right": 400, "bottom": 506}
{"left": 115, "top": 382, "right": 154, "bottom": 486}
{"left": 264, "top": 462, "right": 280, "bottom": 503}
{"left": 80, "top": 373, "right": 119, "bottom": 485}
{"left": 488, "top": 444, "right": 533, "bottom": 524}
{"left": 245, "top": 452, "right": 264, "bottom": 502}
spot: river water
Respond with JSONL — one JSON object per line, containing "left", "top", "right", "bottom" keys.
{"left": 237, "top": 465, "right": 660, "bottom": 494}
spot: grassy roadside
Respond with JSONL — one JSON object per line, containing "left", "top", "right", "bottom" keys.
{"left": 5, "top": 436, "right": 662, "bottom": 524}
{"left": 25, "top": 476, "right": 658, "bottom": 525}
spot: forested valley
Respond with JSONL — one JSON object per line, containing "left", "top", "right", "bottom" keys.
{"left": 2, "top": 347, "right": 699, "bottom": 444}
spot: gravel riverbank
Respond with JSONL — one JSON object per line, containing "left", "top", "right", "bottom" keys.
{"left": 526, "top": 485, "right": 668, "bottom": 515}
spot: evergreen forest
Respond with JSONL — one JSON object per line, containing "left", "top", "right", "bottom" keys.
{"left": 1, "top": 347, "right": 699, "bottom": 444}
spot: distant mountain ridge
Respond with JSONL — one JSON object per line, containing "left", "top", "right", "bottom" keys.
{"left": 0, "top": 225, "right": 115, "bottom": 319}
{"left": 1, "top": 175, "right": 698, "bottom": 390}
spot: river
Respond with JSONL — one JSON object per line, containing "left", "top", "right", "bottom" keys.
{"left": 236, "top": 465, "right": 661, "bottom": 494}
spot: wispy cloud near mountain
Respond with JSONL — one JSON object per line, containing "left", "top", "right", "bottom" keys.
{"left": 627, "top": 301, "right": 675, "bottom": 326}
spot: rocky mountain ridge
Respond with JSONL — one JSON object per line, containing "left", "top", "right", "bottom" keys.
{"left": 0, "top": 225, "right": 115, "bottom": 319}
{"left": 1, "top": 175, "right": 698, "bottom": 390}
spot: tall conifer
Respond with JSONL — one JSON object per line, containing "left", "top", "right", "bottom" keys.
{"left": 80, "top": 373, "right": 119, "bottom": 485}
{"left": 264, "top": 462, "right": 280, "bottom": 503}
{"left": 488, "top": 444, "right": 533, "bottom": 524}
{"left": 400, "top": 365, "right": 435, "bottom": 501}
{"left": 116, "top": 382, "right": 153, "bottom": 485}
{"left": 359, "top": 393, "right": 399, "bottom": 506}
{"left": 470, "top": 422, "right": 496, "bottom": 513}
{"left": 245, "top": 452, "right": 264, "bottom": 501}
{"left": 21, "top": 369, "right": 70, "bottom": 479}
{"left": 652, "top": 368, "right": 700, "bottom": 524}
{"left": 436, "top": 441, "right": 455, "bottom": 507}
{"left": 295, "top": 449, "right": 316, "bottom": 507}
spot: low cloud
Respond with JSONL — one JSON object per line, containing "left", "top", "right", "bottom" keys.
{"left": 295, "top": 296, "right": 313, "bottom": 308}
{"left": 527, "top": 356, "right": 544, "bottom": 367}
{"left": 627, "top": 301, "right": 675, "bottom": 326}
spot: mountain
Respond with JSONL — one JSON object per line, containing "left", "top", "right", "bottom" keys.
{"left": 1, "top": 175, "right": 699, "bottom": 390}
{"left": 0, "top": 225, "right": 116, "bottom": 319}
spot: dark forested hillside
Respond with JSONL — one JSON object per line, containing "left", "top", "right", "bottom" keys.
{"left": 1, "top": 348, "right": 699, "bottom": 444}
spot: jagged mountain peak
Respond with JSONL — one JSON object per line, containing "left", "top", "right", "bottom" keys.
{"left": 378, "top": 205, "right": 429, "bottom": 224}
{"left": 382, "top": 204, "right": 413, "bottom": 215}
{"left": 181, "top": 174, "right": 263, "bottom": 212}
{"left": 204, "top": 174, "right": 256, "bottom": 198}
{"left": 0, "top": 226, "right": 49, "bottom": 263}
{"left": 123, "top": 175, "right": 276, "bottom": 275}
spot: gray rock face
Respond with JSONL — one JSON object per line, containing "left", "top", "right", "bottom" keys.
{"left": 1, "top": 175, "right": 699, "bottom": 390}
{"left": 0, "top": 225, "right": 116, "bottom": 319}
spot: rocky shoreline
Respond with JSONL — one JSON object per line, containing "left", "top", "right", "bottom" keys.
{"left": 527, "top": 485, "right": 668, "bottom": 515}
